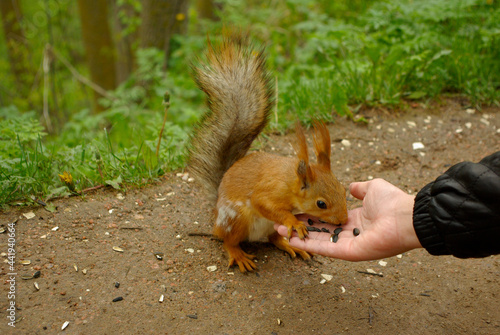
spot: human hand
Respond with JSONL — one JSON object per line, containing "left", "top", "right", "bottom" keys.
{"left": 274, "top": 178, "right": 422, "bottom": 261}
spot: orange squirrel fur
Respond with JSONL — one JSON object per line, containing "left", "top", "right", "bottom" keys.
{"left": 188, "top": 31, "right": 348, "bottom": 272}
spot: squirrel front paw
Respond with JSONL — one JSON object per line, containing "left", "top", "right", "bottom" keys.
{"left": 285, "top": 220, "right": 309, "bottom": 240}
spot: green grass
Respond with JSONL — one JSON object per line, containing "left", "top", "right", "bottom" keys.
{"left": 1, "top": 0, "right": 499, "bottom": 207}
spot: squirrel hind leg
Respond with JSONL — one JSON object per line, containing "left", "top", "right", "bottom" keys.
{"left": 224, "top": 242, "right": 257, "bottom": 273}
{"left": 269, "top": 232, "right": 311, "bottom": 261}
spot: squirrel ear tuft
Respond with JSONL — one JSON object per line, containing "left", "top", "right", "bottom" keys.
{"left": 312, "top": 121, "right": 331, "bottom": 170}
{"left": 297, "top": 160, "right": 309, "bottom": 190}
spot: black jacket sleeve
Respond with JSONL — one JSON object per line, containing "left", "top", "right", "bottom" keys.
{"left": 413, "top": 150, "right": 500, "bottom": 258}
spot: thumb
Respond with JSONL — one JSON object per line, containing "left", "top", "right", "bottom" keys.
{"left": 349, "top": 181, "right": 372, "bottom": 200}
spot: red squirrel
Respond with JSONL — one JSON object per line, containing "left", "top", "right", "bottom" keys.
{"left": 188, "top": 31, "right": 348, "bottom": 272}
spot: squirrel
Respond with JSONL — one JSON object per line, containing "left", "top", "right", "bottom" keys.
{"left": 188, "top": 31, "right": 348, "bottom": 273}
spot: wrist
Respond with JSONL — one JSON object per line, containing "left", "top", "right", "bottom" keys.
{"left": 398, "top": 193, "right": 422, "bottom": 251}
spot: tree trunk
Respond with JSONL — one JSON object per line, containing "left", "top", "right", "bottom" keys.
{"left": 77, "top": 0, "right": 117, "bottom": 113}
{"left": 196, "top": 0, "right": 221, "bottom": 21}
{"left": 109, "top": 0, "right": 139, "bottom": 84}
{"left": 139, "top": 0, "right": 189, "bottom": 67}
{"left": 0, "top": 0, "right": 31, "bottom": 91}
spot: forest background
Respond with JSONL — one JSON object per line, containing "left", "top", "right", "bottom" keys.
{"left": 0, "top": 0, "right": 499, "bottom": 207}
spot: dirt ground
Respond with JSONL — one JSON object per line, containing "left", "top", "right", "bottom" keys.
{"left": 1, "top": 99, "right": 499, "bottom": 335}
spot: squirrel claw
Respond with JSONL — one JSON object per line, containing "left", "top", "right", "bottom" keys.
{"left": 226, "top": 245, "right": 257, "bottom": 273}
{"left": 287, "top": 223, "right": 308, "bottom": 240}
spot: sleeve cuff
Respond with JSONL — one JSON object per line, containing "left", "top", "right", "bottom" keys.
{"left": 412, "top": 183, "right": 450, "bottom": 256}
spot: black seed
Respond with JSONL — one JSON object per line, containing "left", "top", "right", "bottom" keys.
{"left": 330, "top": 234, "right": 339, "bottom": 243}
{"left": 353, "top": 228, "right": 360, "bottom": 236}
{"left": 334, "top": 227, "right": 343, "bottom": 235}
{"left": 114, "top": 282, "right": 120, "bottom": 288}
{"left": 33, "top": 270, "right": 41, "bottom": 278}
{"left": 307, "top": 218, "right": 314, "bottom": 225}
{"left": 314, "top": 227, "right": 322, "bottom": 232}
{"left": 112, "top": 296, "right": 123, "bottom": 302}
{"left": 321, "top": 228, "right": 330, "bottom": 233}
{"left": 306, "top": 226, "right": 316, "bottom": 232}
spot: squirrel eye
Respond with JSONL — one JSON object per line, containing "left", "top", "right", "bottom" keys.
{"left": 316, "top": 200, "right": 327, "bottom": 209}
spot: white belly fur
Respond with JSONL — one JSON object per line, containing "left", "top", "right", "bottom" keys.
{"left": 248, "top": 216, "right": 276, "bottom": 241}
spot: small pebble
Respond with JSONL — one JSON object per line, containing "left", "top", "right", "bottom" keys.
{"left": 321, "top": 274, "right": 333, "bottom": 281}
{"left": 353, "top": 228, "right": 360, "bottom": 236}
{"left": 114, "top": 282, "right": 120, "bottom": 288}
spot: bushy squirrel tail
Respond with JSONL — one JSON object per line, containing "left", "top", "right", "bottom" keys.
{"left": 188, "top": 31, "right": 273, "bottom": 203}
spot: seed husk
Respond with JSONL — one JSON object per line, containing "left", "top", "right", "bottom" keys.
{"left": 33, "top": 270, "right": 41, "bottom": 278}
{"left": 334, "top": 227, "right": 343, "bottom": 235}
{"left": 20, "top": 260, "right": 31, "bottom": 265}
{"left": 73, "top": 264, "right": 78, "bottom": 272}
{"left": 353, "top": 228, "right": 360, "bottom": 236}
{"left": 61, "top": 321, "right": 69, "bottom": 330}
{"left": 159, "top": 294, "right": 164, "bottom": 303}
{"left": 113, "top": 246, "right": 124, "bottom": 253}
{"left": 34, "top": 282, "right": 40, "bottom": 290}
{"left": 330, "top": 234, "right": 339, "bottom": 243}
{"left": 112, "top": 296, "right": 123, "bottom": 302}
{"left": 154, "top": 252, "right": 164, "bottom": 260}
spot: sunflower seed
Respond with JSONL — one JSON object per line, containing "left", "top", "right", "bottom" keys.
{"left": 114, "top": 282, "right": 120, "bottom": 288}
{"left": 334, "top": 227, "right": 343, "bottom": 235}
{"left": 61, "top": 321, "right": 69, "bottom": 330}
{"left": 330, "top": 234, "right": 339, "bottom": 243}
{"left": 34, "top": 282, "right": 40, "bottom": 290}
{"left": 307, "top": 218, "right": 314, "bottom": 225}
{"left": 33, "top": 270, "right": 41, "bottom": 278}
{"left": 353, "top": 228, "right": 360, "bottom": 236}
{"left": 321, "top": 228, "right": 330, "bottom": 233}
{"left": 112, "top": 296, "right": 123, "bottom": 302}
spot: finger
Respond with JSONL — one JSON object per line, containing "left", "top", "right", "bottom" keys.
{"left": 288, "top": 234, "right": 360, "bottom": 261}
{"left": 349, "top": 180, "right": 372, "bottom": 200}
{"left": 274, "top": 224, "right": 332, "bottom": 241}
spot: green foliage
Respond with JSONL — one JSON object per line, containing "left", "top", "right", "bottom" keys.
{"left": 0, "top": 0, "right": 499, "bottom": 206}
